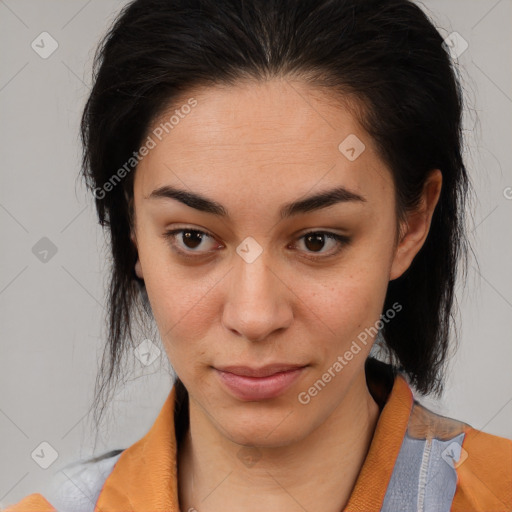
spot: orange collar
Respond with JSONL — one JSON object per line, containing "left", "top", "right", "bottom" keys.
{"left": 344, "top": 375, "right": 413, "bottom": 511}
{"left": 95, "top": 374, "right": 413, "bottom": 512}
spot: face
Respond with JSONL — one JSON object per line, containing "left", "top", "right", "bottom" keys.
{"left": 131, "top": 79, "right": 427, "bottom": 447}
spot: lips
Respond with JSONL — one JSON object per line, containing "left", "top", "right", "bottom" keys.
{"left": 215, "top": 363, "right": 307, "bottom": 378}
{"left": 214, "top": 364, "right": 307, "bottom": 401}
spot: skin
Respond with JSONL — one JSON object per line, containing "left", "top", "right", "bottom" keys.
{"left": 130, "top": 78, "right": 442, "bottom": 512}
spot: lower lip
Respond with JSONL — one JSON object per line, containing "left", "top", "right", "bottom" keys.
{"left": 215, "top": 367, "right": 306, "bottom": 401}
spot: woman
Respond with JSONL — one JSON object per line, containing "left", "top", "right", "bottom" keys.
{"left": 6, "top": 0, "right": 511, "bottom": 511}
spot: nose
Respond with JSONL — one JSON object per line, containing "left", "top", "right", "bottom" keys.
{"left": 222, "top": 251, "right": 293, "bottom": 343}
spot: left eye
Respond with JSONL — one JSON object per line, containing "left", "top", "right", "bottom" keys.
{"left": 163, "top": 228, "right": 349, "bottom": 259}
{"left": 292, "top": 231, "right": 349, "bottom": 258}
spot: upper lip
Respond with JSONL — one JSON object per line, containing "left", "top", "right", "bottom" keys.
{"left": 215, "top": 363, "right": 307, "bottom": 378}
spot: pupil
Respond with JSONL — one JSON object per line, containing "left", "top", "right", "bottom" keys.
{"left": 305, "top": 233, "right": 325, "bottom": 252}
{"left": 183, "top": 230, "right": 203, "bottom": 249}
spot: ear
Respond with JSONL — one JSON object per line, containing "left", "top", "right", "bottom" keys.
{"left": 389, "top": 169, "right": 442, "bottom": 281}
{"left": 131, "top": 230, "right": 144, "bottom": 279}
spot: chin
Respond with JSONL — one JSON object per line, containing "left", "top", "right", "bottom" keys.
{"left": 216, "top": 407, "right": 309, "bottom": 449}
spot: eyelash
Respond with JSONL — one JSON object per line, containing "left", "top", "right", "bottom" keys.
{"left": 163, "top": 227, "right": 351, "bottom": 261}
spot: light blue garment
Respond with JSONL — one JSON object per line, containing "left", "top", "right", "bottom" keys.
{"left": 45, "top": 452, "right": 122, "bottom": 512}
{"left": 381, "top": 432, "right": 465, "bottom": 512}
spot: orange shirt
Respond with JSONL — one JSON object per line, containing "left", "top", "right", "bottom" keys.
{"left": 4, "top": 365, "right": 512, "bottom": 512}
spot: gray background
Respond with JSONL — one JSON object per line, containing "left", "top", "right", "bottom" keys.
{"left": 1, "top": 0, "right": 511, "bottom": 506}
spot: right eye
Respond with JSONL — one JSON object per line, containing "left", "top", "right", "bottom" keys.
{"left": 163, "top": 227, "right": 222, "bottom": 258}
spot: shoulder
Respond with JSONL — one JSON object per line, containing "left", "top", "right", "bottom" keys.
{"left": 388, "top": 400, "right": 512, "bottom": 512}
{"left": 452, "top": 422, "right": 512, "bottom": 511}
{"left": 2, "top": 450, "right": 124, "bottom": 512}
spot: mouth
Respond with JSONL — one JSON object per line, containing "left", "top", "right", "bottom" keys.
{"left": 214, "top": 364, "right": 308, "bottom": 401}
{"left": 215, "top": 363, "right": 307, "bottom": 378}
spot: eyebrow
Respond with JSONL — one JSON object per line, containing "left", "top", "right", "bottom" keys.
{"left": 147, "top": 184, "right": 366, "bottom": 220}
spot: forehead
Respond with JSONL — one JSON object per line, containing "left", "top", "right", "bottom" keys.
{"left": 135, "top": 79, "right": 392, "bottom": 210}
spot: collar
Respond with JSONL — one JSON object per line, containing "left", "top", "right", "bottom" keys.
{"left": 95, "top": 361, "right": 413, "bottom": 512}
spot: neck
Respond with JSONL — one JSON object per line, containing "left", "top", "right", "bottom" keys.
{"left": 178, "top": 370, "right": 380, "bottom": 512}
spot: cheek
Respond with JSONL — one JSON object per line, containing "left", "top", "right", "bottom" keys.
{"left": 144, "top": 267, "right": 215, "bottom": 344}
{"left": 306, "top": 237, "right": 392, "bottom": 326}
{"left": 307, "top": 268, "right": 391, "bottom": 366}
{"left": 138, "top": 245, "right": 221, "bottom": 374}
{"left": 304, "top": 274, "right": 382, "bottom": 351}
